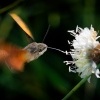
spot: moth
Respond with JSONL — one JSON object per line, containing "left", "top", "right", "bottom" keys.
{"left": 0, "top": 13, "right": 64, "bottom": 72}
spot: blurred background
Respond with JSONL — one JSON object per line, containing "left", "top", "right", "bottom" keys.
{"left": 0, "top": 0, "right": 100, "bottom": 100}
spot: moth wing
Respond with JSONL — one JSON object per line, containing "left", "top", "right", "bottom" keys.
{"left": 6, "top": 49, "right": 27, "bottom": 71}
{"left": 5, "top": 55, "right": 25, "bottom": 72}
{"left": 0, "top": 43, "right": 28, "bottom": 72}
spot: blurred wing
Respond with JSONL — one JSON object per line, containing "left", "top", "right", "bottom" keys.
{"left": 9, "top": 13, "right": 34, "bottom": 40}
{"left": 0, "top": 43, "right": 28, "bottom": 71}
{"left": 5, "top": 51, "right": 27, "bottom": 72}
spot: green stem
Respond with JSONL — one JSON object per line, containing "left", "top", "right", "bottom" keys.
{"left": 62, "top": 74, "right": 91, "bottom": 100}
{"left": 0, "top": 0, "right": 23, "bottom": 14}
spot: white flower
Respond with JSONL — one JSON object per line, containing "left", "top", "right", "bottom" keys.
{"left": 64, "top": 26, "right": 100, "bottom": 82}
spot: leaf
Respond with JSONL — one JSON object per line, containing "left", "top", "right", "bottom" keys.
{"left": 9, "top": 13, "right": 34, "bottom": 40}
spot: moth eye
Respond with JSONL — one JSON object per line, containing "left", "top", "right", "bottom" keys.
{"left": 38, "top": 46, "right": 47, "bottom": 52}
{"left": 38, "top": 48, "right": 43, "bottom": 52}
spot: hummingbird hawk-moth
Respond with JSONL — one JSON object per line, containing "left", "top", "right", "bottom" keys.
{"left": 0, "top": 13, "right": 47, "bottom": 71}
{"left": 0, "top": 13, "right": 64, "bottom": 72}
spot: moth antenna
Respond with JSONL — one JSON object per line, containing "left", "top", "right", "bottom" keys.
{"left": 42, "top": 25, "right": 51, "bottom": 43}
{"left": 48, "top": 46, "right": 65, "bottom": 54}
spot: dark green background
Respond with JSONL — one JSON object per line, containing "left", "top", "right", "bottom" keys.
{"left": 0, "top": 0, "right": 100, "bottom": 100}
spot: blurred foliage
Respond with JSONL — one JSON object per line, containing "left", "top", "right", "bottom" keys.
{"left": 0, "top": 0, "right": 100, "bottom": 100}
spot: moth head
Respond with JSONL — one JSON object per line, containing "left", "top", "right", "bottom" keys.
{"left": 24, "top": 42, "right": 47, "bottom": 62}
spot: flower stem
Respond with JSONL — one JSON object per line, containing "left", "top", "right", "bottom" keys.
{"left": 62, "top": 74, "right": 91, "bottom": 100}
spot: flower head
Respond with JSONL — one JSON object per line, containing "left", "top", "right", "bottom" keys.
{"left": 64, "top": 26, "right": 100, "bottom": 82}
